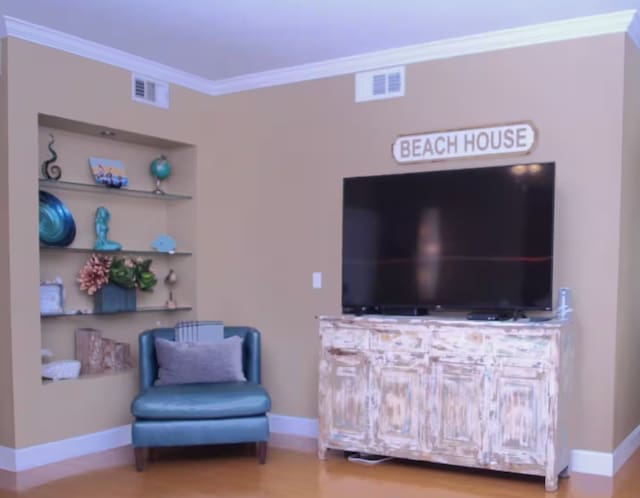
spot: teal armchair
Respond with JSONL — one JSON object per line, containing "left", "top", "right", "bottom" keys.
{"left": 131, "top": 326, "right": 271, "bottom": 470}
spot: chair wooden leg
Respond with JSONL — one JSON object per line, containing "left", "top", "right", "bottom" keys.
{"left": 134, "top": 447, "right": 146, "bottom": 472}
{"left": 257, "top": 441, "right": 267, "bottom": 464}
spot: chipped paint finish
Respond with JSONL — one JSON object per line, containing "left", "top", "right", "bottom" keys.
{"left": 318, "top": 316, "right": 572, "bottom": 492}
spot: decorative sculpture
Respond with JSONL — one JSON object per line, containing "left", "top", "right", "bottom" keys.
{"left": 150, "top": 154, "right": 171, "bottom": 194}
{"left": 164, "top": 268, "right": 177, "bottom": 309}
{"left": 41, "top": 133, "right": 62, "bottom": 180}
{"left": 94, "top": 206, "right": 122, "bottom": 251}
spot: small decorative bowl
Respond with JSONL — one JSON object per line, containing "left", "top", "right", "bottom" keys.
{"left": 41, "top": 360, "right": 81, "bottom": 380}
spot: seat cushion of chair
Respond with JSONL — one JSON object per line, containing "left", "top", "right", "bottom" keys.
{"left": 131, "top": 381, "right": 271, "bottom": 420}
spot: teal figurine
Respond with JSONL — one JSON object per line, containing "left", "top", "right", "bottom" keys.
{"left": 94, "top": 206, "right": 122, "bottom": 251}
{"left": 150, "top": 154, "right": 171, "bottom": 194}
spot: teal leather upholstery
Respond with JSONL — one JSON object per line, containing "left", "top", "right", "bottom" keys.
{"left": 131, "top": 326, "right": 271, "bottom": 458}
{"left": 132, "top": 382, "right": 270, "bottom": 419}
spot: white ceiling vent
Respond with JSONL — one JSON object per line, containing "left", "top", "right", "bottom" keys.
{"left": 131, "top": 73, "right": 169, "bottom": 109}
{"left": 355, "top": 66, "right": 405, "bottom": 103}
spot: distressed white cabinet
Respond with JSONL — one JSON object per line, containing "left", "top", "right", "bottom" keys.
{"left": 318, "top": 316, "right": 572, "bottom": 492}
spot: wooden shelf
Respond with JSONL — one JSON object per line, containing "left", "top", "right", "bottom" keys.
{"left": 41, "top": 305, "right": 192, "bottom": 318}
{"left": 40, "top": 246, "right": 192, "bottom": 256}
{"left": 38, "top": 178, "right": 192, "bottom": 200}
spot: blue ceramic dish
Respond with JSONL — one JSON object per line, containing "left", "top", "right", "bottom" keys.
{"left": 39, "top": 190, "right": 76, "bottom": 246}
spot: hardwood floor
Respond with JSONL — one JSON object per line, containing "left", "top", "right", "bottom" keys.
{"left": 0, "top": 440, "right": 638, "bottom": 498}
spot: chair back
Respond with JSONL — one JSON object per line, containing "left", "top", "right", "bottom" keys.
{"left": 138, "top": 326, "right": 262, "bottom": 390}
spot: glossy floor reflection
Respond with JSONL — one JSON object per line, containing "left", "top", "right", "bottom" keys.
{"left": 0, "top": 441, "right": 637, "bottom": 498}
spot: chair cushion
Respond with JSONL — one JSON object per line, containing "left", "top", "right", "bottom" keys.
{"left": 131, "top": 381, "right": 271, "bottom": 420}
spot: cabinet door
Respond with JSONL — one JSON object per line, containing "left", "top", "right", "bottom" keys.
{"left": 319, "top": 349, "right": 370, "bottom": 448}
{"left": 489, "top": 365, "right": 549, "bottom": 469}
{"left": 371, "top": 352, "right": 426, "bottom": 455}
{"left": 427, "top": 359, "right": 484, "bottom": 464}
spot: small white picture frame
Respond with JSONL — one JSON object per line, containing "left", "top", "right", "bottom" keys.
{"left": 40, "top": 283, "right": 64, "bottom": 315}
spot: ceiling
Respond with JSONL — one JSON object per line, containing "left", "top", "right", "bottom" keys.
{"left": 1, "top": 0, "right": 640, "bottom": 81}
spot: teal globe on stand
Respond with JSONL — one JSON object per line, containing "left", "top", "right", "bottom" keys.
{"left": 150, "top": 154, "right": 171, "bottom": 194}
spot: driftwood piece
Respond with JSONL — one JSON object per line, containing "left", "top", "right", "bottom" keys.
{"left": 75, "top": 328, "right": 104, "bottom": 375}
{"left": 102, "top": 339, "right": 131, "bottom": 372}
{"left": 75, "top": 328, "right": 131, "bottom": 375}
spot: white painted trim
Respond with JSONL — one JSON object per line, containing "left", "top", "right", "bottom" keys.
{"left": 0, "top": 424, "right": 131, "bottom": 472}
{"left": 210, "top": 10, "right": 638, "bottom": 95}
{"left": 269, "top": 414, "right": 640, "bottom": 477}
{"left": 613, "top": 422, "right": 640, "bottom": 473}
{"left": 627, "top": 9, "right": 640, "bottom": 49}
{"left": 570, "top": 449, "right": 613, "bottom": 476}
{"left": 1, "top": 16, "right": 215, "bottom": 95}
{"left": 268, "top": 413, "right": 318, "bottom": 438}
{"left": 1, "top": 11, "right": 638, "bottom": 96}
{"left": 0, "top": 445, "right": 16, "bottom": 472}
{"left": 0, "top": 15, "right": 7, "bottom": 39}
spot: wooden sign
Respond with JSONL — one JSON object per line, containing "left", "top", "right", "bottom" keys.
{"left": 392, "top": 122, "right": 536, "bottom": 164}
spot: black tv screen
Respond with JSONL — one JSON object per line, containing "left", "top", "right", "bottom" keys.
{"left": 342, "top": 163, "right": 555, "bottom": 314}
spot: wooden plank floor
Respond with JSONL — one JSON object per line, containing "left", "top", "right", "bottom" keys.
{"left": 0, "top": 440, "right": 638, "bottom": 498}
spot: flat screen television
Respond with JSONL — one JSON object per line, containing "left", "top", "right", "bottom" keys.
{"left": 342, "top": 162, "right": 555, "bottom": 315}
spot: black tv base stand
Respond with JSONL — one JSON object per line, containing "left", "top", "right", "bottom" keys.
{"left": 467, "top": 310, "right": 525, "bottom": 321}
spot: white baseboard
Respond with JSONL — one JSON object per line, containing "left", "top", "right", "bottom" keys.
{"left": 268, "top": 413, "right": 318, "bottom": 438}
{"left": 0, "top": 445, "right": 15, "bottom": 472}
{"left": 0, "top": 425, "right": 131, "bottom": 472}
{"left": 269, "top": 414, "right": 640, "bottom": 478}
{"left": 613, "top": 422, "right": 640, "bottom": 473}
{"left": 0, "top": 417, "right": 637, "bottom": 475}
{"left": 570, "top": 449, "right": 613, "bottom": 476}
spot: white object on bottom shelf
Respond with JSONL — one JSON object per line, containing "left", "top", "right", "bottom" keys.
{"left": 41, "top": 360, "right": 81, "bottom": 380}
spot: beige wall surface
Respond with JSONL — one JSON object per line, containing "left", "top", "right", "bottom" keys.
{"left": 2, "top": 33, "right": 632, "bottom": 454}
{"left": 202, "top": 34, "right": 625, "bottom": 452}
{"left": 0, "top": 39, "right": 16, "bottom": 448}
{"left": 614, "top": 36, "right": 640, "bottom": 447}
{"left": 5, "top": 37, "right": 213, "bottom": 448}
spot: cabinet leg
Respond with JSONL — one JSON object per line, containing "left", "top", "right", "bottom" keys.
{"left": 545, "top": 475, "right": 558, "bottom": 492}
{"left": 318, "top": 445, "right": 327, "bottom": 460}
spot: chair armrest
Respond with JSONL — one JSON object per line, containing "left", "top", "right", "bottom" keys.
{"left": 138, "top": 328, "right": 174, "bottom": 391}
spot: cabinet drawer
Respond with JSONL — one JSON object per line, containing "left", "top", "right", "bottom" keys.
{"left": 322, "top": 328, "right": 370, "bottom": 350}
{"left": 370, "top": 327, "right": 428, "bottom": 353}
{"left": 490, "top": 334, "right": 553, "bottom": 361}
{"left": 430, "top": 326, "right": 484, "bottom": 356}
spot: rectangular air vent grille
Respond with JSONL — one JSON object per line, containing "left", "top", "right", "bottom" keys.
{"left": 131, "top": 74, "right": 169, "bottom": 109}
{"left": 355, "top": 66, "right": 405, "bottom": 103}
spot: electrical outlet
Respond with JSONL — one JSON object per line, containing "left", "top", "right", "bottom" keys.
{"left": 312, "top": 272, "right": 322, "bottom": 289}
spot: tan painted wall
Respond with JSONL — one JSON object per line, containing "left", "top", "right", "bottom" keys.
{"left": 614, "top": 36, "right": 640, "bottom": 447}
{"left": 2, "top": 33, "right": 632, "bottom": 454}
{"left": 0, "top": 39, "right": 16, "bottom": 448}
{"left": 4, "top": 37, "right": 213, "bottom": 448}
{"left": 202, "top": 34, "right": 625, "bottom": 453}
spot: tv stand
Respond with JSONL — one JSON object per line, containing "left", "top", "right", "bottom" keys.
{"left": 318, "top": 315, "right": 572, "bottom": 492}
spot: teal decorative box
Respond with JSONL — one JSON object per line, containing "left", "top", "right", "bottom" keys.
{"left": 94, "top": 284, "right": 136, "bottom": 313}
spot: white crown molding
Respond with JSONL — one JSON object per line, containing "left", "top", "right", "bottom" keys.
{"left": 210, "top": 9, "right": 638, "bottom": 95}
{"left": 1, "top": 16, "right": 215, "bottom": 95}
{"left": 1, "top": 10, "right": 638, "bottom": 96}
{"left": 626, "top": 10, "right": 640, "bottom": 49}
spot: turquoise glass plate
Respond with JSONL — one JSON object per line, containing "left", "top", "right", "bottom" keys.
{"left": 39, "top": 190, "right": 76, "bottom": 246}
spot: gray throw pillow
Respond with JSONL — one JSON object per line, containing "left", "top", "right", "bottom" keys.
{"left": 154, "top": 336, "right": 246, "bottom": 386}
